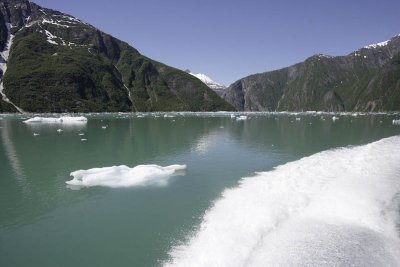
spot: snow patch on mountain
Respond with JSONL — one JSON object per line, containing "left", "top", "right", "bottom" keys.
{"left": 0, "top": 23, "right": 25, "bottom": 113}
{"left": 364, "top": 40, "right": 390, "bottom": 49}
{"left": 189, "top": 72, "right": 226, "bottom": 91}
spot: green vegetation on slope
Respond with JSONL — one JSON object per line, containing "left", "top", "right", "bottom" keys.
{"left": 225, "top": 37, "right": 400, "bottom": 112}
{"left": 0, "top": 0, "right": 234, "bottom": 113}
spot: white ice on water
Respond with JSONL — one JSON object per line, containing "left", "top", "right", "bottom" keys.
{"left": 23, "top": 116, "right": 88, "bottom": 124}
{"left": 166, "top": 135, "right": 400, "bottom": 267}
{"left": 393, "top": 119, "right": 400, "bottom": 125}
{"left": 236, "top": 116, "right": 247, "bottom": 121}
{"left": 66, "top": 164, "right": 186, "bottom": 188}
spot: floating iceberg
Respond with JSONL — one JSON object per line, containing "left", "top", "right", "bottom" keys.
{"left": 66, "top": 164, "right": 186, "bottom": 188}
{"left": 166, "top": 136, "right": 400, "bottom": 267}
{"left": 236, "top": 116, "right": 247, "bottom": 121}
{"left": 23, "top": 116, "right": 87, "bottom": 124}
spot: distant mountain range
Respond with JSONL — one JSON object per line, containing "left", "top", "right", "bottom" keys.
{"left": 0, "top": 0, "right": 399, "bottom": 113}
{"left": 223, "top": 35, "right": 400, "bottom": 112}
{"left": 0, "top": 0, "right": 233, "bottom": 113}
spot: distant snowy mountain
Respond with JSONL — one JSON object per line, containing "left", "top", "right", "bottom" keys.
{"left": 188, "top": 71, "right": 227, "bottom": 96}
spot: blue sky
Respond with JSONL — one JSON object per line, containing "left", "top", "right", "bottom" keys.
{"left": 33, "top": 0, "right": 400, "bottom": 85}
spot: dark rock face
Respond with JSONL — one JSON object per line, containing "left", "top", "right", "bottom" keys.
{"left": 0, "top": 0, "right": 233, "bottom": 113}
{"left": 223, "top": 36, "right": 400, "bottom": 111}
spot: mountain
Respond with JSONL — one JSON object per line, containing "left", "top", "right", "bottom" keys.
{"left": 0, "top": 0, "right": 233, "bottom": 113}
{"left": 223, "top": 35, "right": 400, "bottom": 112}
{"left": 188, "top": 71, "right": 227, "bottom": 97}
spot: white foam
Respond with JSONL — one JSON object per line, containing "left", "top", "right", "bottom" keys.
{"left": 166, "top": 136, "right": 400, "bottom": 267}
{"left": 23, "top": 116, "right": 87, "bottom": 124}
{"left": 66, "top": 164, "right": 186, "bottom": 188}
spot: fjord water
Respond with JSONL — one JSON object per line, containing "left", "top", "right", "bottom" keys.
{"left": 1, "top": 113, "right": 400, "bottom": 267}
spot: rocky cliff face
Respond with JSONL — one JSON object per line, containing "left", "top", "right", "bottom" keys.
{"left": 0, "top": 0, "right": 233, "bottom": 113}
{"left": 224, "top": 35, "right": 400, "bottom": 112}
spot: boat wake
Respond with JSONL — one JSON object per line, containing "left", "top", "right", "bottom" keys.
{"left": 166, "top": 135, "right": 400, "bottom": 267}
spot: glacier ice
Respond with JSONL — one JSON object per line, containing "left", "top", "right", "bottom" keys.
{"left": 66, "top": 164, "right": 187, "bottom": 189}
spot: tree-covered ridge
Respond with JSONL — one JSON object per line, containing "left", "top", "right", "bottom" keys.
{"left": 0, "top": 0, "right": 233, "bottom": 113}
{"left": 224, "top": 35, "right": 400, "bottom": 112}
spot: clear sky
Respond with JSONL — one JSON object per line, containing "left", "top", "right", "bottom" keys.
{"left": 33, "top": 0, "right": 400, "bottom": 85}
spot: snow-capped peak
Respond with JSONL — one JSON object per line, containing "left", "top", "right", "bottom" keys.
{"left": 189, "top": 72, "right": 226, "bottom": 90}
{"left": 364, "top": 40, "right": 390, "bottom": 49}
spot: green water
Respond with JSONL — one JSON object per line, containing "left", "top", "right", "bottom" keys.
{"left": 1, "top": 113, "right": 399, "bottom": 267}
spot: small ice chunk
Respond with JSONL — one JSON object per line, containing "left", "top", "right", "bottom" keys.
{"left": 66, "top": 164, "right": 187, "bottom": 188}
{"left": 236, "top": 116, "right": 247, "bottom": 121}
{"left": 57, "top": 129, "right": 63, "bottom": 132}
{"left": 296, "top": 117, "right": 301, "bottom": 121}
{"left": 81, "top": 138, "right": 87, "bottom": 141}
{"left": 332, "top": 116, "right": 339, "bottom": 121}
{"left": 33, "top": 133, "right": 40, "bottom": 136}
{"left": 393, "top": 119, "right": 400, "bottom": 125}
{"left": 102, "top": 126, "right": 107, "bottom": 129}
{"left": 78, "top": 133, "right": 85, "bottom": 136}
{"left": 23, "top": 116, "right": 87, "bottom": 124}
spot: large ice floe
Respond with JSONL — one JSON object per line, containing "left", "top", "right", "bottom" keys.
{"left": 166, "top": 135, "right": 400, "bottom": 267}
{"left": 66, "top": 164, "right": 186, "bottom": 188}
{"left": 23, "top": 116, "right": 88, "bottom": 124}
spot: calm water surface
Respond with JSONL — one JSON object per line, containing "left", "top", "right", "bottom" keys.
{"left": 1, "top": 112, "right": 399, "bottom": 266}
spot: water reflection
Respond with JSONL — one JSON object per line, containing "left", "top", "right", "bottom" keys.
{"left": 0, "top": 119, "right": 28, "bottom": 193}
